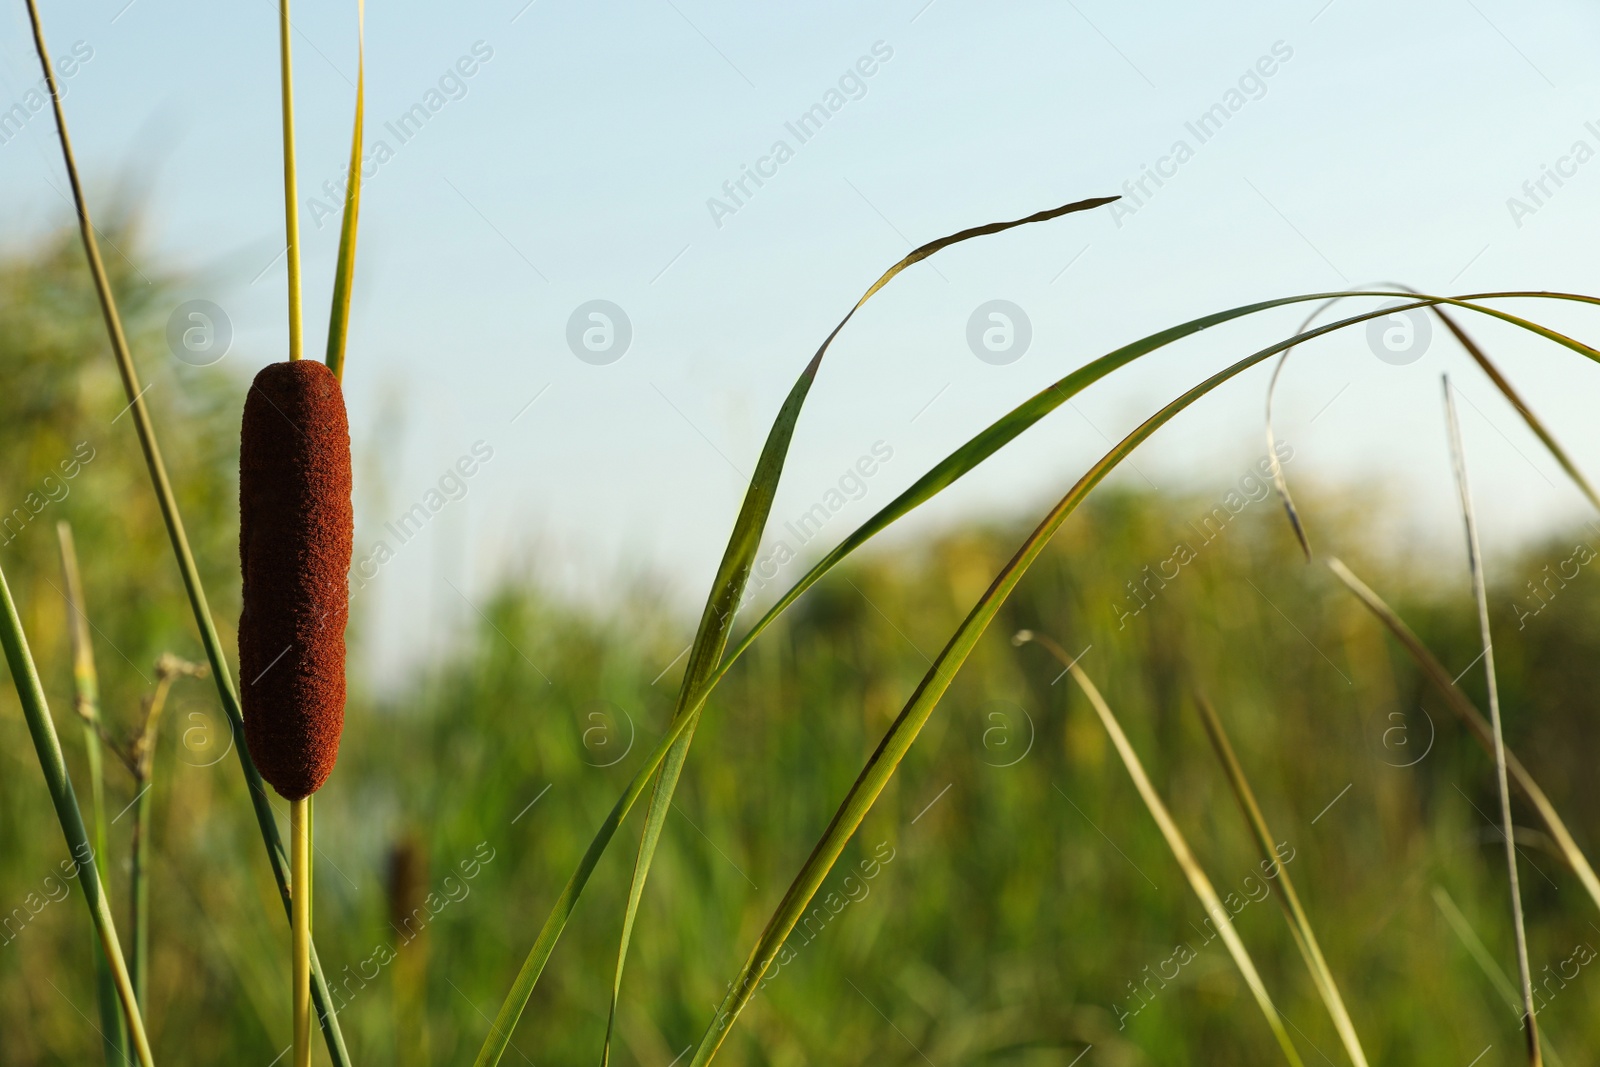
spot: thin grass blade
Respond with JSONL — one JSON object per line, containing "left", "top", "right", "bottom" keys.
{"left": 55, "top": 522, "right": 130, "bottom": 1064}
{"left": 324, "top": 0, "right": 365, "bottom": 381}
{"left": 1066, "top": 666, "right": 1305, "bottom": 1066}
{"left": 21, "top": 3, "right": 352, "bottom": 1058}
{"left": 1265, "top": 284, "right": 1600, "bottom": 556}
{"left": 1432, "top": 305, "right": 1600, "bottom": 513}
{"left": 1443, "top": 378, "right": 1541, "bottom": 1065}
{"left": 1191, "top": 691, "right": 1368, "bottom": 1066}
{"left": 1433, "top": 885, "right": 1522, "bottom": 1013}
{"left": 1325, "top": 556, "right": 1600, "bottom": 910}
{"left": 721, "top": 289, "right": 1600, "bottom": 684}
{"left": 0, "top": 561, "right": 154, "bottom": 1066}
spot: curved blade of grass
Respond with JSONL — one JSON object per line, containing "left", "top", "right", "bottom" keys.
{"left": 1443, "top": 377, "right": 1541, "bottom": 1065}
{"left": 1263, "top": 292, "right": 1350, "bottom": 559}
{"left": 21, "top": 3, "right": 353, "bottom": 1060}
{"left": 479, "top": 289, "right": 1595, "bottom": 1066}
{"left": 1325, "top": 556, "right": 1600, "bottom": 911}
{"left": 324, "top": 0, "right": 364, "bottom": 381}
{"left": 682, "top": 298, "right": 1600, "bottom": 1064}
{"left": 481, "top": 194, "right": 1119, "bottom": 1067}
{"left": 56, "top": 523, "right": 130, "bottom": 1065}
{"left": 495, "top": 293, "right": 1385, "bottom": 1067}
{"left": 0, "top": 561, "right": 154, "bottom": 1067}
{"left": 1433, "top": 884, "right": 1522, "bottom": 1012}
{"left": 1191, "top": 691, "right": 1368, "bottom": 1066}
{"left": 1265, "top": 284, "right": 1600, "bottom": 556}
{"left": 721, "top": 289, "right": 1600, "bottom": 682}
{"left": 1067, "top": 666, "right": 1305, "bottom": 1066}
{"left": 596, "top": 283, "right": 1579, "bottom": 1064}
{"left": 1432, "top": 304, "right": 1600, "bottom": 514}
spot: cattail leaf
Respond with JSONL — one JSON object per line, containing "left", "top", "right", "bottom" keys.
{"left": 325, "top": 0, "right": 365, "bottom": 381}
{"left": 1433, "top": 304, "right": 1600, "bottom": 514}
{"left": 597, "top": 196, "right": 1120, "bottom": 1067}
{"left": 718, "top": 290, "right": 1600, "bottom": 684}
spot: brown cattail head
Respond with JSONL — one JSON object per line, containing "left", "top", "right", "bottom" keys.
{"left": 239, "top": 359, "right": 353, "bottom": 800}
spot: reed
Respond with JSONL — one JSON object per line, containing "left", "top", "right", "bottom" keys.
{"left": 1190, "top": 689, "right": 1369, "bottom": 1066}
{"left": 54, "top": 522, "right": 128, "bottom": 1066}
{"left": 1057, "top": 656, "right": 1305, "bottom": 1067}
{"left": 127, "top": 653, "right": 207, "bottom": 1008}
{"left": 1444, "top": 377, "right": 1541, "bottom": 1065}
{"left": 0, "top": 559, "right": 153, "bottom": 1066}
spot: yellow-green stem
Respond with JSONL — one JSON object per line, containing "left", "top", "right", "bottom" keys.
{"left": 56, "top": 523, "right": 130, "bottom": 1063}
{"left": 292, "top": 797, "right": 312, "bottom": 1067}
{"left": 279, "top": 0, "right": 304, "bottom": 360}
{"left": 0, "top": 561, "right": 154, "bottom": 1066}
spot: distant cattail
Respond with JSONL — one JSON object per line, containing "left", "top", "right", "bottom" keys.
{"left": 239, "top": 359, "right": 353, "bottom": 800}
{"left": 386, "top": 835, "right": 428, "bottom": 940}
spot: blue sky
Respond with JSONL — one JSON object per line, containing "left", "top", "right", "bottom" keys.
{"left": 3, "top": 0, "right": 1600, "bottom": 679}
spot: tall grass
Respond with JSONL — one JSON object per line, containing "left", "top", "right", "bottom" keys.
{"left": 1445, "top": 378, "right": 1541, "bottom": 1064}
{"left": 55, "top": 522, "right": 128, "bottom": 1065}
{"left": 0, "top": 559, "right": 152, "bottom": 1065}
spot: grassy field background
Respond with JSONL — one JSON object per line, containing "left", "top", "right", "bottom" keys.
{"left": 3, "top": 223, "right": 1599, "bottom": 1065}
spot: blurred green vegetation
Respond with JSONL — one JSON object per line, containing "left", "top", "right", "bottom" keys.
{"left": 2, "top": 225, "right": 1599, "bottom": 1066}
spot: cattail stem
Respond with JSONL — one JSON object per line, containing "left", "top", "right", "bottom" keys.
{"left": 279, "top": 0, "right": 304, "bottom": 361}
{"left": 292, "top": 797, "right": 312, "bottom": 1067}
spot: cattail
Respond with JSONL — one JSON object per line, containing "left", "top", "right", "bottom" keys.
{"left": 239, "top": 359, "right": 353, "bottom": 800}
{"left": 386, "top": 835, "right": 427, "bottom": 940}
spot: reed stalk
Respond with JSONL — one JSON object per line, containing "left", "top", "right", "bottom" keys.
{"left": 1443, "top": 376, "right": 1541, "bottom": 1065}
{"left": 55, "top": 522, "right": 129, "bottom": 1065}
{"left": 1063, "top": 660, "right": 1304, "bottom": 1066}
{"left": 1190, "top": 691, "right": 1368, "bottom": 1066}
{"left": 1325, "top": 557, "right": 1600, "bottom": 912}
{"left": 0, "top": 560, "right": 154, "bottom": 1066}
{"left": 128, "top": 654, "right": 205, "bottom": 1008}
